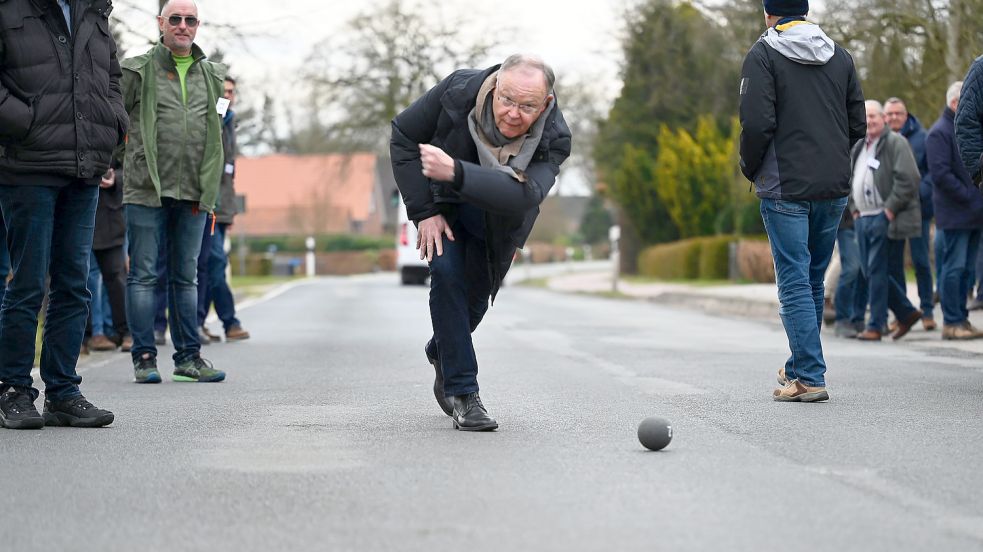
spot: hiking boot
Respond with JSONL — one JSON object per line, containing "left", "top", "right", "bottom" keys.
{"left": 892, "top": 310, "right": 923, "bottom": 340}
{"left": 89, "top": 334, "right": 117, "bottom": 351}
{"left": 922, "top": 317, "right": 937, "bottom": 331}
{"left": 426, "top": 339, "right": 452, "bottom": 416}
{"left": 941, "top": 323, "right": 983, "bottom": 340}
{"left": 450, "top": 392, "right": 498, "bottom": 431}
{"left": 120, "top": 335, "right": 133, "bottom": 352}
{"left": 773, "top": 380, "right": 829, "bottom": 402}
{"left": 833, "top": 321, "right": 858, "bottom": 338}
{"left": 225, "top": 325, "right": 250, "bottom": 341}
{"left": 134, "top": 354, "right": 162, "bottom": 384}
{"left": 202, "top": 325, "right": 222, "bottom": 342}
{"left": 43, "top": 396, "right": 114, "bottom": 428}
{"left": 173, "top": 356, "right": 225, "bottom": 382}
{"left": 154, "top": 330, "right": 167, "bottom": 346}
{"left": 0, "top": 388, "right": 43, "bottom": 430}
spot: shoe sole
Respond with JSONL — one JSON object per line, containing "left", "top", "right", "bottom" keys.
{"left": 225, "top": 335, "right": 249, "bottom": 341}
{"left": 0, "top": 415, "right": 45, "bottom": 430}
{"left": 135, "top": 373, "right": 162, "bottom": 384}
{"left": 774, "top": 390, "right": 829, "bottom": 402}
{"left": 172, "top": 374, "right": 226, "bottom": 382}
{"left": 43, "top": 411, "right": 114, "bottom": 428}
{"left": 453, "top": 419, "right": 499, "bottom": 431}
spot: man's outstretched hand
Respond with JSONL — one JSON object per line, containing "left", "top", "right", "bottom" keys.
{"left": 417, "top": 214, "right": 455, "bottom": 262}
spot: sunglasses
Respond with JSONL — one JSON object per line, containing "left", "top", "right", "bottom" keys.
{"left": 166, "top": 15, "right": 199, "bottom": 27}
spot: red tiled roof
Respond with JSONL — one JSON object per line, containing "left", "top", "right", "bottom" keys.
{"left": 232, "top": 153, "right": 384, "bottom": 236}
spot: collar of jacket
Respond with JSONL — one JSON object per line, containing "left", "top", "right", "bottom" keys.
{"left": 438, "top": 63, "right": 560, "bottom": 140}
{"left": 942, "top": 107, "right": 955, "bottom": 122}
{"left": 153, "top": 40, "right": 207, "bottom": 71}
{"left": 853, "top": 129, "right": 894, "bottom": 161}
{"left": 900, "top": 113, "right": 923, "bottom": 138}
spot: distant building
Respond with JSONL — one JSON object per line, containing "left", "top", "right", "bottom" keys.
{"left": 233, "top": 153, "right": 398, "bottom": 237}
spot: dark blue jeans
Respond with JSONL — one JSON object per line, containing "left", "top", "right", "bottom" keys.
{"left": 196, "top": 216, "right": 214, "bottom": 327}
{"left": 204, "top": 222, "right": 240, "bottom": 330}
{"left": 0, "top": 211, "right": 9, "bottom": 303}
{"left": 154, "top": 229, "right": 169, "bottom": 333}
{"left": 0, "top": 182, "right": 97, "bottom": 401}
{"left": 856, "top": 213, "right": 918, "bottom": 331}
{"left": 760, "top": 197, "right": 846, "bottom": 388}
{"left": 834, "top": 227, "right": 868, "bottom": 326}
{"left": 428, "top": 204, "right": 491, "bottom": 397}
{"left": 126, "top": 200, "right": 207, "bottom": 364}
{"left": 939, "top": 229, "right": 981, "bottom": 325}
{"left": 908, "top": 219, "right": 934, "bottom": 318}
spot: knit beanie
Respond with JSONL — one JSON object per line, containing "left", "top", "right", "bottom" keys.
{"left": 763, "top": 0, "right": 809, "bottom": 16}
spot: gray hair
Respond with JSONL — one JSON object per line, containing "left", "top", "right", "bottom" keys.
{"left": 946, "top": 81, "right": 963, "bottom": 107}
{"left": 884, "top": 97, "right": 907, "bottom": 110}
{"left": 865, "top": 100, "right": 884, "bottom": 114}
{"left": 500, "top": 54, "right": 555, "bottom": 91}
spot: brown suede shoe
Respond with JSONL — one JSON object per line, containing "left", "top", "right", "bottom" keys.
{"left": 856, "top": 329, "right": 882, "bottom": 341}
{"left": 120, "top": 335, "right": 133, "bottom": 352}
{"left": 89, "top": 334, "right": 117, "bottom": 352}
{"left": 777, "top": 367, "right": 788, "bottom": 386}
{"left": 922, "top": 317, "right": 937, "bottom": 331}
{"left": 892, "top": 310, "right": 923, "bottom": 340}
{"left": 942, "top": 323, "right": 983, "bottom": 340}
{"left": 773, "top": 379, "right": 829, "bottom": 402}
{"left": 201, "top": 326, "right": 222, "bottom": 342}
{"left": 225, "top": 325, "right": 250, "bottom": 341}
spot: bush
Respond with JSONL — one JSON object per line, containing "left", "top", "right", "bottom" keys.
{"left": 637, "top": 235, "right": 739, "bottom": 280}
{"left": 697, "top": 235, "right": 733, "bottom": 280}
{"left": 246, "top": 234, "right": 393, "bottom": 254}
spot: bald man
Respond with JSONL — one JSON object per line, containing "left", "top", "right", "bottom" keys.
{"left": 120, "top": 0, "right": 227, "bottom": 384}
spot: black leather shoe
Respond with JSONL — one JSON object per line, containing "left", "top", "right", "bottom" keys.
{"left": 450, "top": 392, "right": 498, "bottom": 431}
{"left": 426, "top": 340, "right": 453, "bottom": 416}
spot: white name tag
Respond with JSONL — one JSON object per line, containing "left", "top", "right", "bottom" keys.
{"left": 224, "top": 163, "right": 234, "bottom": 175}
{"left": 216, "top": 97, "right": 231, "bottom": 116}
{"left": 867, "top": 157, "right": 881, "bottom": 170}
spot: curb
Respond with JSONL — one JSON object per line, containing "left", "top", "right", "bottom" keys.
{"left": 645, "top": 291, "right": 780, "bottom": 322}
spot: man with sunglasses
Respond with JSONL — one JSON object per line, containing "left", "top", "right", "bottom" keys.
{"left": 390, "top": 54, "right": 571, "bottom": 431}
{"left": 119, "top": 0, "right": 226, "bottom": 384}
{"left": 0, "top": 0, "right": 124, "bottom": 429}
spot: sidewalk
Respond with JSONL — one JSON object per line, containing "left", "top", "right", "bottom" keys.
{"left": 544, "top": 269, "right": 983, "bottom": 357}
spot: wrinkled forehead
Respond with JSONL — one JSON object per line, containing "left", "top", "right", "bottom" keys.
{"left": 497, "top": 67, "right": 549, "bottom": 97}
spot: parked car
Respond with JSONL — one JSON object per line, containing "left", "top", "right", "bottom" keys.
{"left": 396, "top": 196, "right": 429, "bottom": 285}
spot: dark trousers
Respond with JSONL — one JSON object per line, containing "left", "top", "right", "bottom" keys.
{"left": 0, "top": 181, "right": 98, "bottom": 401}
{"left": 202, "top": 222, "right": 240, "bottom": 330}
{"left": 92, "top": 245, "right": 129, "bottom": 338}
{"left": 427, "top": 204, "right": 491, "bottom": 397}
{"left": 196, "top": 215, "right": 214, "bottom": 327}
{"left": 154, "top": 230, "right": 168, "bottom": 333}
{"left": 856, "top": 213, "right": 918, "bottom": 331}
{"left": 0, "top": 211, "right": 9, "bottom": 302}
{"left": 940, "top": 229, "right": 981, "bottom": 325}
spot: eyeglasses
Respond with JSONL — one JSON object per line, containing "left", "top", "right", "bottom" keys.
{"left": 496, "top": 93, "right": 543, "bottom": 116}
{"left": 166, "top": 15, "right": 199, "bottom": 27}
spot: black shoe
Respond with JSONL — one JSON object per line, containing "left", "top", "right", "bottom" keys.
{"left": 0, "top": 388, "right": 44, "bottom": 430}
{"left": 43, "top": 396, "right": 114, "bottom": 428}
{"left": 450, "top": 392, "right": 498, "bottom": 431}
{"left": 426, "top": 339, "right": 453, "bottom": 416}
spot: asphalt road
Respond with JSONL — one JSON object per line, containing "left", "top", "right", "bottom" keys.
{"left": 2, "top": 273, "right": 982, "bottom": 551}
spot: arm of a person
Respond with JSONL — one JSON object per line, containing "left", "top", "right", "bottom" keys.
{"left": 884, "top": 141, "right": 921, "bottom": 216}
{"left": 955, "top": 61, "right": 983, "bottom": 179}
{"left": 846, "top": 55, "right": 867, "bottom": 146}
{"left": 106, "top": 29, "right": 128, "bottom": 144}
{"left": 927, "top": 129, "right": 977, "bottom": 206}
{"left": 0, "top": 37, "right": 34, "bottom": 142}
{"left": 738, "top": 46, "right": 775, "bottom": 182}
{"left": 390, "top": 72, "right": 458, "bottom": 222}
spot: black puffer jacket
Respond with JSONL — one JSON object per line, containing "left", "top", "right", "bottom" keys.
{"left": 0, "top": 0, "right": 126, "bottom": 180}
{"left": 390, "top": 65, "right": 572, "bottom": 299}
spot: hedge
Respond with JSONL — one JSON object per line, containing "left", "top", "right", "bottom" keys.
{"left": 245, "top": 234, "right": 392, "bottom": 254}
{"left": 638, "top": 235, "right": 734, "bottom": 280}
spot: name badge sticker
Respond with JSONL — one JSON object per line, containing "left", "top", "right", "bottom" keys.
{"left": 216, "top": 97, "right": 231, "bottom": 116}
{"left": 224, "top": 163, "right": 234, "bottom": 175}
{"left": 867, "top": 157, "right": 881, "bottom": 170}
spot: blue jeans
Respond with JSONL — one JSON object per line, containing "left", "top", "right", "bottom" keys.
{"left": 196, "top": 216, "right": 214, "bottom": 327}
{"left": 760, "top": 197, "right": 847, "bottom": 388}
{"left": 0, "top": 182, "right": 98, "bottom": 401}
{"left": 936, "top": 227, "right": 945, "bottom": 293}
{"left": 0, "top": 211, "right": 8, "bottom": 303}
{"left": 154, "top": 229, "right": 169, "bottom": 333}
{"left": 427, "top": 204, "right": 491, "bottom": 397}
{"left": 205, "top": 222, "right": 240, "bottom": 330}
{"left": 908, "top": 219, "right": 934, "bottom": 318}
{"left": 856, "top": 213, "right": 919, "bottom": 331}
{"left": 86, "top": 253, "right": 105, "bottom": 337}
{"left": 939, "top": 229, "right": 981, "bottom": 325}
{"left": 834, "top": 227, "right": 868, "bottom": 325}
{"left": 126, "top": 200, "right": 207, "bottom": 364}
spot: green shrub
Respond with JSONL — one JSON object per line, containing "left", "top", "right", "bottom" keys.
{"left": 246, "top": 234, "right": 392, "bottom": 254}
{"left": 638, "top": 235, "right": 738, "bottom": 280}
{"left": 697, "top": 235, "right": 733, "bottom": 279}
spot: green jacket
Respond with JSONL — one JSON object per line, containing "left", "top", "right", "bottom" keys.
{"left": 848, "top": 130, "right": 922, "bottom": 240}
{"left": 120, "top": 43, "right": 226, "bottom": 210}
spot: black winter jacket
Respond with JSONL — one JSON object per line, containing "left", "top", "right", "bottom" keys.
{"left": 739, "top": 21, "right": 866, "bottom": 200}
{"left": 955, "top": 56, "right": 983, "bottom": 185}
{"left": 0, "top": 0, "right": 126, "bottom": 180}
{"left": 390, "top": 65, "right": 572, "bottom": 299}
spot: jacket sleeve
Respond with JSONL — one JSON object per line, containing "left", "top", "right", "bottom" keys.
{"left": 0, "top": 37, "right": 34, "bottom": 142}
{"left": 883, "top": 137, "right": 920, "bottom": 215}
{"left": 955, "top": 58, "right": 983, "bottom": 182}
{"left": 738, "top": 45, "right": 775, "bottom": 182}
{"left": 927, "top": 125, "right": 977, "bottom": 206}
{"left": 389, "top": 73, "right": 457, "bottom": 222}
{"left": 107, "top": 29, "right": 128, "bottom": 145}
{"left": 845, "top": 54, "right": 867, "bottom": 147}
{"left": 452, "top": 108, "right": 572, "bottom": 216}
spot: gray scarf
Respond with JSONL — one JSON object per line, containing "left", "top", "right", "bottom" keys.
{"left": 467, "top": 71, "right": 554, "bottom": 182}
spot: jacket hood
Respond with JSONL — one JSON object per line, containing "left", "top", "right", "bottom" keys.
{"left": 763, "top": 21, "right": 834, "bottom": 65}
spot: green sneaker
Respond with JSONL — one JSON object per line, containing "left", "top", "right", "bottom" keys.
{"left": 134, "top": 355, "right": 161, "bottom": 384}
{"left": 173, "top": 356, "right": 225, "bottom": 383}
